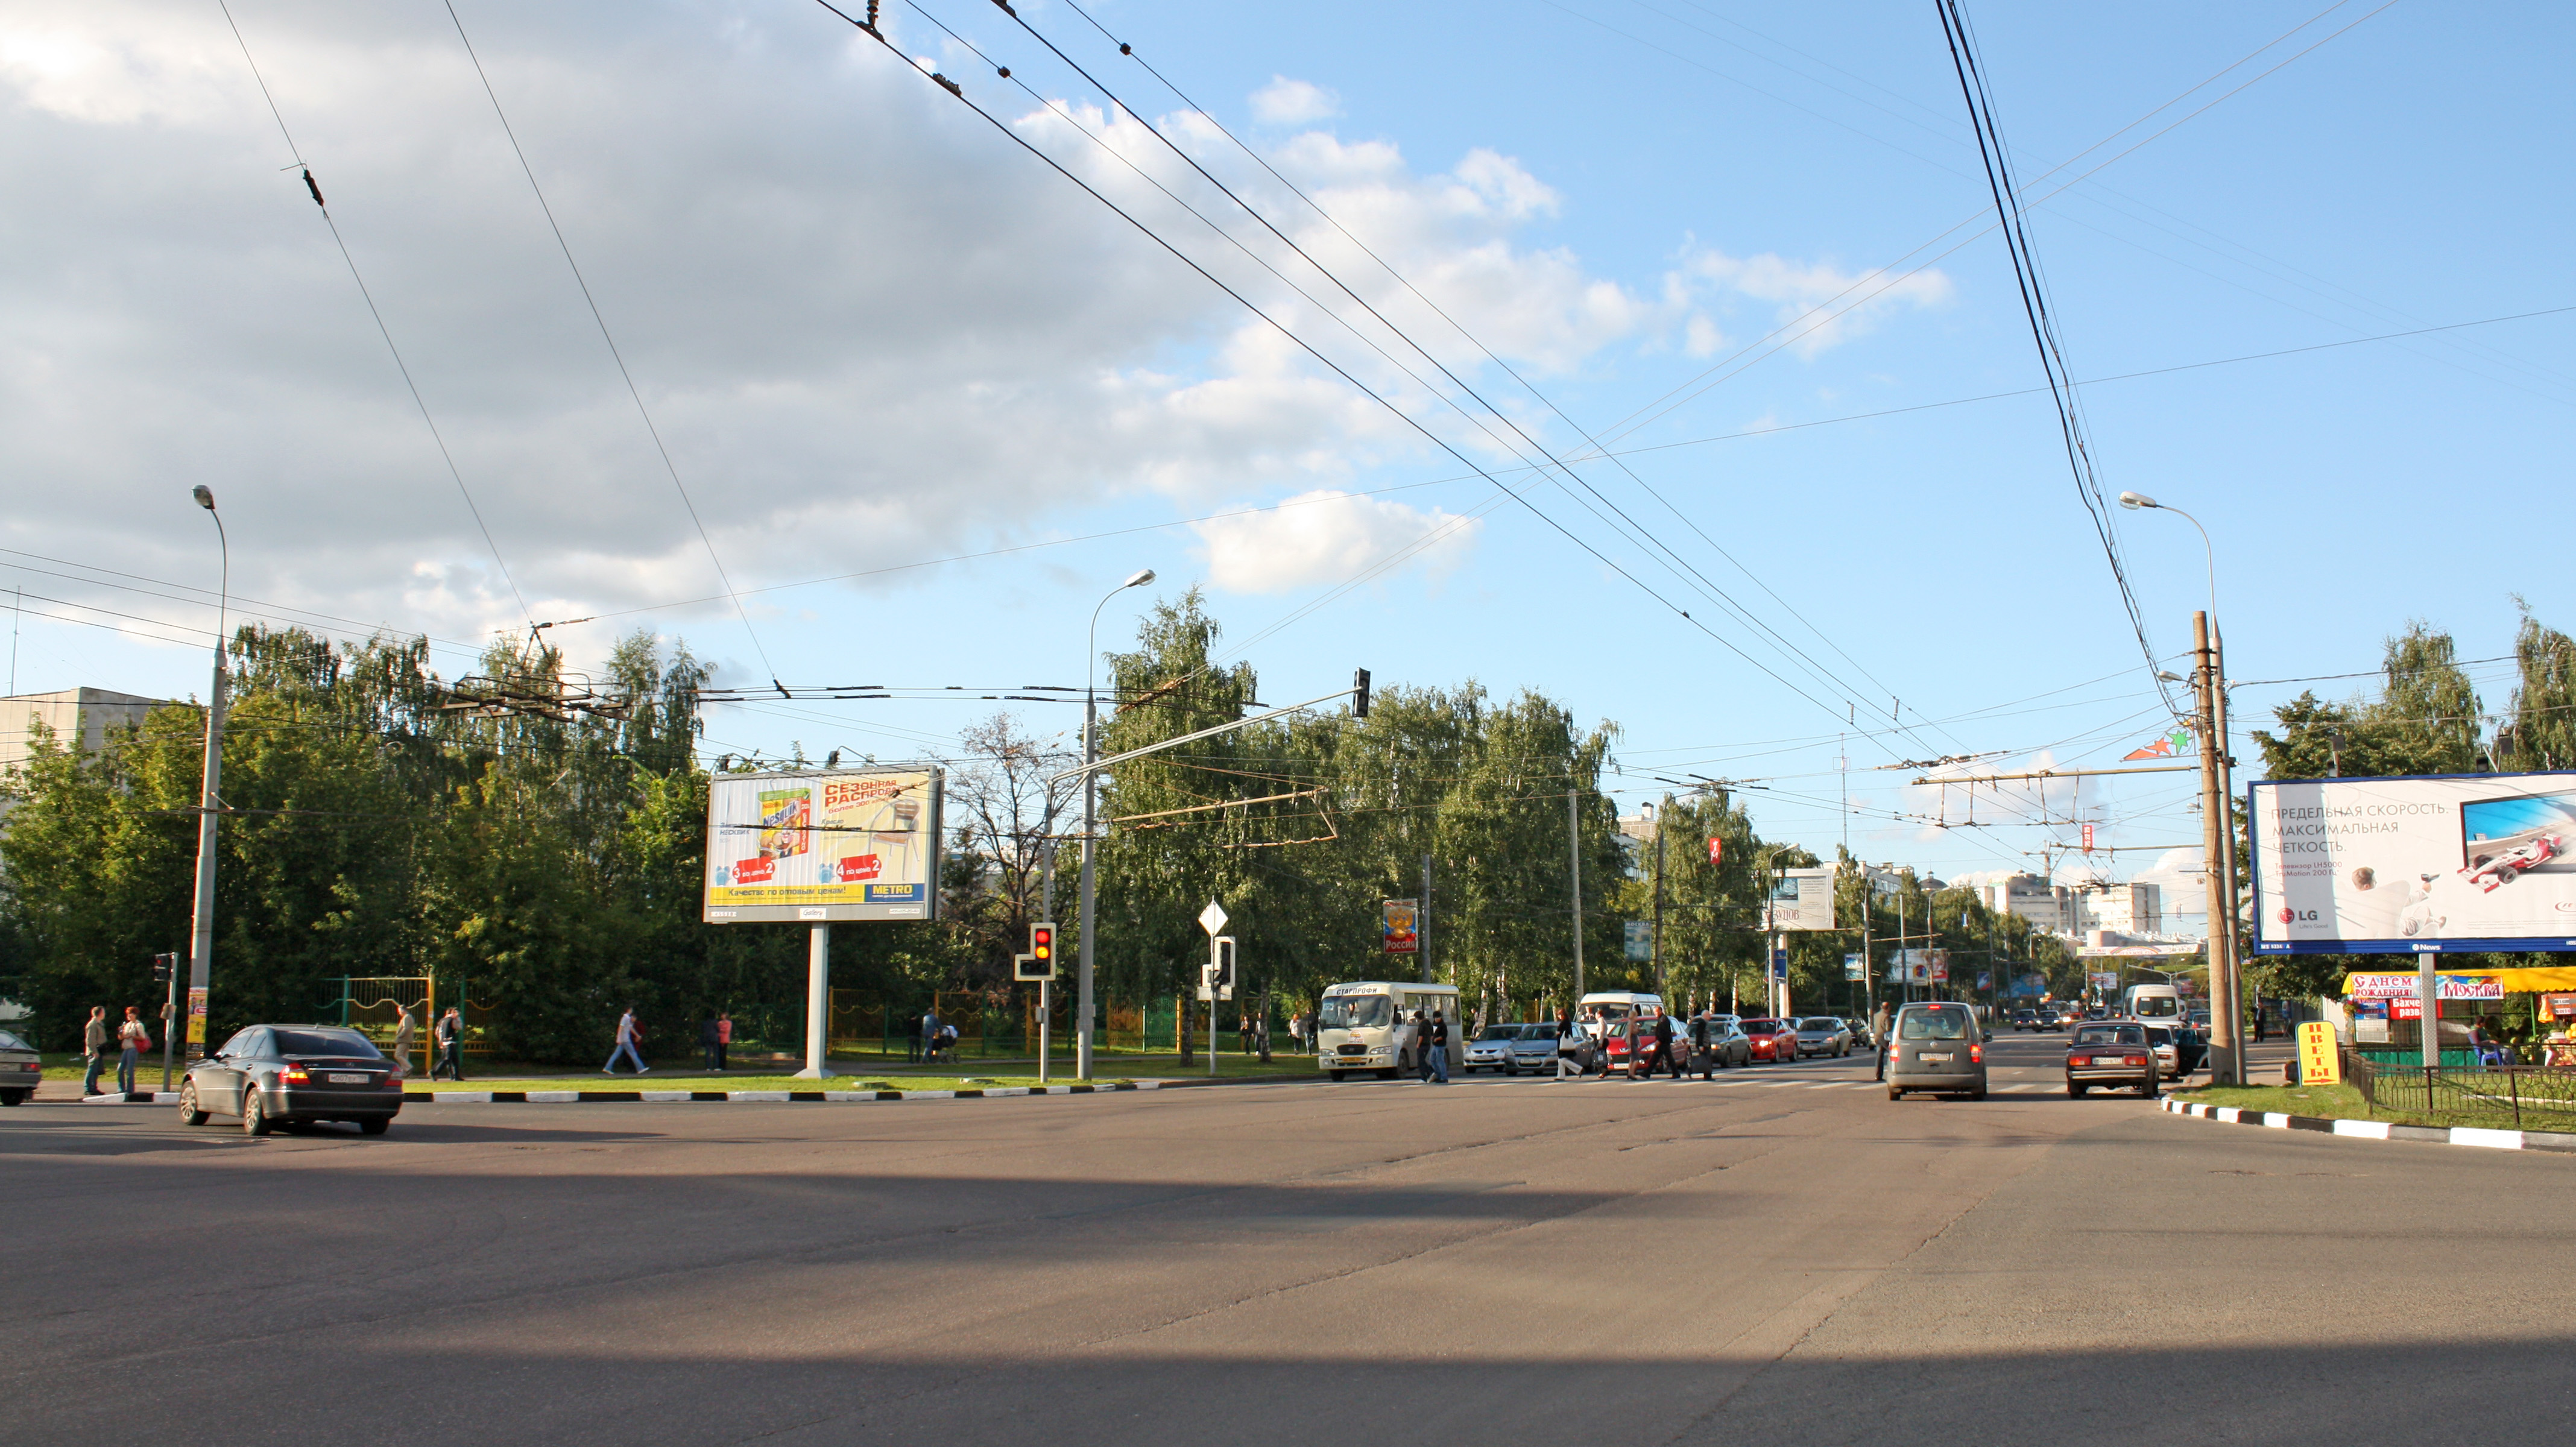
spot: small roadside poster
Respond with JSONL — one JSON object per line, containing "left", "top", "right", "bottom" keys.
{"left": 2297, "top": 1021, "right": 2341, "bottom": 1085}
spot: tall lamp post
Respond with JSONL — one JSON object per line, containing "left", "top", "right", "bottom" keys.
{"left": 2120, "top": 490, "right": 2242, "bottom": 1085}
{"left": 182, "top": 485, "right": 229, "bottom": 1081}
{"left": 1077, "top": 567, "right": 1155, "bottom": 1080}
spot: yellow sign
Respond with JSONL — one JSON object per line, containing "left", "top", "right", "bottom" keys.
{"left": 2297, "top": 1020, "right": 2340, "bottom": 1085}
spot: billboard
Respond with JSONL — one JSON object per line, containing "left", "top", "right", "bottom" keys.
{"left": 703, "top": 767, "right": 943, "bottom": 923}
{"left": 1766, "top": 868, "right": 1839, "bottom": 932}
{"left": 2250, "top": 771, "right": 2576, "bottom": 954}
{"left": 1886, "top": 948, "right": 1948, "bottom": 983}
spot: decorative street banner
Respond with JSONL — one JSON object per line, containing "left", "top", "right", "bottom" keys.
{"left": 703, "top": 767, "right": 942, "bottom": 923}
{"left": 1708, "top": 836, "right": 1723, "bottom": 865}
{"left": 2125, "top": 726, "right": 2193, "bottom": 761}
{"left": 1624, "top": 921, "right": 1652, "bottom": 961}
{"left": 2250, "top": 771, "right": 2576, "bottom": 954}
{"left": 1844, "top": 952, "right": 1866, "bottom": 980}
{"left": 1381, "top": 898, "right": 1419, "bottom": 954}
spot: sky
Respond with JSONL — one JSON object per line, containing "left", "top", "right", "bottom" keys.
{"left": 3, "top": 0, "right": 2570, "bottom": 930}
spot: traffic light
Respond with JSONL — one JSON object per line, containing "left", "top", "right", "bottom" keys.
{"left": 150, "top": 952, "right": 175, "bottom": 984}
{"left": 1014, "top": 953, "right": 1050, "bottom": 982}
{"left": 1029, "top": 922, "right": 1055, "bottom": 966}
{"left": 1352, "top": 668, "right": 1371, "bottom": 720}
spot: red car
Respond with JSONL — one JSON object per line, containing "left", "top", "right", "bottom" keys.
{"left": 1738, "top": 1018, "right": 1799, "bottom": 1064}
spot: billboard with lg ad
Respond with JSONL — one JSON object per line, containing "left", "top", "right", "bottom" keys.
{"left": 2249, "top": 771, "right": 2576, "bottom": 955}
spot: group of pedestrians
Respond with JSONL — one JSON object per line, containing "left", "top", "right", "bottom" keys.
{"left": 386, "top": 1001, "right": 467, "bottom": 1080}
{"left": 80, "top": 1005, "right": 152, "bottom": 1096}
{"left": 1392, "top": 1007, "right": 1451, "bottom": 1082}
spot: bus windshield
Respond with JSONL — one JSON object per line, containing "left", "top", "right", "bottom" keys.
{"left": 1320, "top": 995, "right": 1392, "bottom": 1031}
{"left": 2130, "top": 995, "right": 2182, "bottom": 1018}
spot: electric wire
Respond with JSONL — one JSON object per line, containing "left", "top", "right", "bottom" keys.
{"left": 440, "top": 1, "right": 788, "bottom": 698}
{"left": 214, "top": 0, "right": 535, "bottom": 633}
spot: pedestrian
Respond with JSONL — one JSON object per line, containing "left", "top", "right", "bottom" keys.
{"left": 716, "top": 1013, "right": 732, "bottom": 1071}
{"left": 83, "top": 1006, "right": 110, "bottom": 1095}
{"left": 921, "top": 1009, "right": 947, "bottom": 1066}
{"left": 603, "top": 1005, "right": 649, "bottom": 1075}
{"left": 1553, "top": 1006, "right": 1584, "bottom": 1080}
{"left": 433, "top": 1007, "right": 465, "bottom": 1080}
{"left": 1872, "top": 999, "right": 1893, "bottom": 1082}
{"left": 116, "top": 1006, "right": 150, "bottom": 1094}
{"left": 391, "top": 1001, "right": 418, "bottom": 1077}
{"left": 906, "top": 1010, "right": 923, "bottom": 1063}
{"left": 1425, "top": 1009, "right": 1450, "bottom": 1083}
{"left": 699, "top": 1013, "right": 721, "bottom": 1072}
{"left": 1649, "top": 1010, "right": 1682, "bottom": 1080}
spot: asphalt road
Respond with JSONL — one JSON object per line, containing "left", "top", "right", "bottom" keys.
{"left": 8, "top": 1031, "right": 2568, "bottom": 1445}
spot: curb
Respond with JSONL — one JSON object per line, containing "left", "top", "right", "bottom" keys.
{"left": 2159, "top": 1096, "right": 2576, "bottom": 1154}
{"left": 58, "top": 1076, "right": 1325, "bottom": 1107}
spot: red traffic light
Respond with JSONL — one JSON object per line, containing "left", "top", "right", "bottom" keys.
{"left": 1030, "top": 922, "right": 1055, "bottom": 961}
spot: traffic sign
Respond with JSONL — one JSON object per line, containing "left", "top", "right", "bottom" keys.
{"left": 1769, "top": 948, "right": 1788, "bottom": 981}
{"left": 1198, "top": 898, "right": 1229, "bottom": 936}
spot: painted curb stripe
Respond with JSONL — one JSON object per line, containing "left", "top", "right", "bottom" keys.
{"left": 393, "top": 1080, "right": 1163, "bottom": 1105}
{"left": 2161, "top": 1095, "right": 2576, "bottom": 1156}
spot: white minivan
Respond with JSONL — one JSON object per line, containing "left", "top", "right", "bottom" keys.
{"left": 2122, "top": 983, "right": 2185, "bottom": 1023}
{"left": 1318, "top": 980, "right": 1463, "bottom": 1080}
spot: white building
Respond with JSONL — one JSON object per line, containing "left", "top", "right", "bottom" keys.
{"left": 2076, "top": 880, "right": 2163, "bottom": 936}
{"left": 2, "top": 687, "right": 172, "bottom": 780}
{"left": 1977, "top": 874, "right": 2082, "bottom": 936}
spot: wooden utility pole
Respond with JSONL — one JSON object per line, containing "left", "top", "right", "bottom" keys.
{"left": 2193, "top": 611, "right": 2243, "bottom": 1086}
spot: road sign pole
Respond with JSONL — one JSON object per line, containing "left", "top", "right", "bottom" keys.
{"left": 796, "top": 922, "right": 833, "bottom": 1079}
{"left": 1038, "top": 977, "right": 1050, "bottom": 1086}
{"left": 1568, "top": 786, "right": 1585, "bottom": 999}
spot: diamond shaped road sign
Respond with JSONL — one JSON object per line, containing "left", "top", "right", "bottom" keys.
{"left": 1198, "top": 898, "right": 1229, "bottom": 936}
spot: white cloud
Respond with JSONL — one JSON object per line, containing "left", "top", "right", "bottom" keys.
{"left": 1249, "top": 75, "right": 1339, "bottom": 125}
{"left": 1192, "top": 490, "right": 1480, "bottom": 594}
{"left": 1681, "top": 248, "right": 1953, "bottom": 359}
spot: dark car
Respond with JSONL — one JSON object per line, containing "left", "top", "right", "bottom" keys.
{"left": 2066, "top": 1022, "right": 2158, "bottom": 1097}
{"left": 1843, "top": 1017, "right": 1875, "bottom": 1048}
{"left": 2010, "top": 1009, "right": 2043, "bottom": 1032}
{"left": 1687, "top": 1014, "right": 1752, "bottom": 1075}
{"left": 180, "top": 1025, "right": 405, "bottom": 1135}
{"left": 0, "top": 1028, "right": 39, "bottom": 1105}
{"left": 1738, "top": 1018, "right": 1799, "bottom": 1064}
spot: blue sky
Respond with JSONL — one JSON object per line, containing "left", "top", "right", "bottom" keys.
{"left": 3, "top": 1, "right": 2569, "bottom": 924}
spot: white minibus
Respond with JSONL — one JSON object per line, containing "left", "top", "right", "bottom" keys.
{"left": 1317, "top": 980, "right": 1463, "bottom": 1080}
{"left": 2122, "top": 982, "right": 2185, "bottom": 1022}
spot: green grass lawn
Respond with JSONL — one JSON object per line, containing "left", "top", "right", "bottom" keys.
{"left": 2174, "top": 1081, "right": 2371, "bottom": 1118}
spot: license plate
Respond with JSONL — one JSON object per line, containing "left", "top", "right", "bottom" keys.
{"left": 327, "top": 1073, "right": 369, "bottom": 1084}
{"left": 1921, "top": 1053, "right": 1953, "bottom": 1062}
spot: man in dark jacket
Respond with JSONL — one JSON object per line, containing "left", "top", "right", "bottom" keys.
{"left": 699, "top": 1015, "right": 721, "bottom": 1072}
{"left": 1649, "top": 1011, "right": 1682, "bottom": 1079}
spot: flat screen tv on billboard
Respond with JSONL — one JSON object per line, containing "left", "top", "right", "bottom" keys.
{"left": 702, "top": 767, "right": 943, "bottom": 924}
{"left": 2249, "top": 771, "right": 2576, "bottom": 955}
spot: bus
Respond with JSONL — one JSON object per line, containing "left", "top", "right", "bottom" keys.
{"left": 1317, "top": 980, "right": 1462, "bottom": 1080}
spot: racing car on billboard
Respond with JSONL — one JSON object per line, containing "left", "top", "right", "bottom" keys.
{"left": 2462, "top": 834, "right": 2561, "bottom": 893}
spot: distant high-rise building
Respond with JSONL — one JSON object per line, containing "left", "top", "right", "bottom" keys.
{"left": 1, "top": 687, "right": 172, "bottom": 779}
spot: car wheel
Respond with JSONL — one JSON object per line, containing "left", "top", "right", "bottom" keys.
{"left": 242, "top": 1088, "right": 273, "bottom": 1136}
{"left": 359, "top": 1117, "right": 391, "bottom": 1136}
{"left": 2068, "top": 1082, "right": 2088, "bottom": 1097}
{"left": 0, "top": 1088, "right": 25, "bottom": 1107}
{"left": 2142, "top": 1073, "right": 2160, "bottom": 1099}
{"left": 177, "top": 1081, "right": 209, "bottom": 1126}
{"left": 1887, "top": 1086, "right": 1904, "bottom": 1100}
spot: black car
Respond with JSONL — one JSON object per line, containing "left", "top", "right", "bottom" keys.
{"left": 0, "top": 1028, "right": 38, "bottom": 1105}
{"left": 2010, "top": 1009, "right": 2043, "bottom": 1032}
{"left": 180, "top": 1025, "right": 405, "bottom": 1135}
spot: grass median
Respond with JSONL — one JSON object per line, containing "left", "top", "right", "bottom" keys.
{"left": 2173, "top": 1079, "right": 2576, "bottom": 1133}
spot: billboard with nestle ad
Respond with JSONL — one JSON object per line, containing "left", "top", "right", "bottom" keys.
{"left": 2249, "top": 771, "right": 2576, "bottom": 955}
{"left": 703, "top": 767, "right": 944, "bottom": 923}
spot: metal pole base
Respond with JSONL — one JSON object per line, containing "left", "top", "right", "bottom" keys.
{"left": 791, "top": 1067, "right": 838, "bottom": 1080}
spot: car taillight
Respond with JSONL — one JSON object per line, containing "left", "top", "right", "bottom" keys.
{"left": 2127, "top": 1055, "right": 2147, "bottom": 1067}
{"left": 280, "top": 1064, "right": 310, "bottom": 1084}
{"left": 1969, "top": 1044, "right": 1983, "bottom": 1064}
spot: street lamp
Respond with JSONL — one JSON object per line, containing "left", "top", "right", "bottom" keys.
{"left": 2123, "top": 490, "right": 2243, "bottom": 1085}
{"left": 1076, "top": 567, "right": 1155, "bottom": 1080}
{"left": 180, "top": 485, "right": 230, "bottom": 1086}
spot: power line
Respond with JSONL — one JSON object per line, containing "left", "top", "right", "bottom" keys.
{"left": 215, "top": 0, "right": 535, "bottom": 633}
{"left": 441, "top": 0, "right": 788, "bottom": 695}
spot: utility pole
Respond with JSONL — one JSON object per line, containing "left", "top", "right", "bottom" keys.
{"left": 1650, "top": 798, "right": 1667, "bottom": 998}
{"left": 183, "top": 488, "right": 228, "bottom": 1066}
{"left": 1860, "top": 866, "right": 1877, "bottom": 1024}
{"left": 2192, "top": 611, "right": 2242, "bottom": 1086}
{"left": 1420, "top": 854, "right": 1433, "bottom": 986}
{"left": 1568, "top": 785, "right": 1585, "bottom": 1000}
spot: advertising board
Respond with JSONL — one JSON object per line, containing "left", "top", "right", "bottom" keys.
{"left": 702, "top": 767, "right": 942, "bottom": 923}
{"left": 2249, "top": 771, "right": 2576, "bottom": 954}
{"left": 1766, "top": 867, "right": 1839, "bottom": 932}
